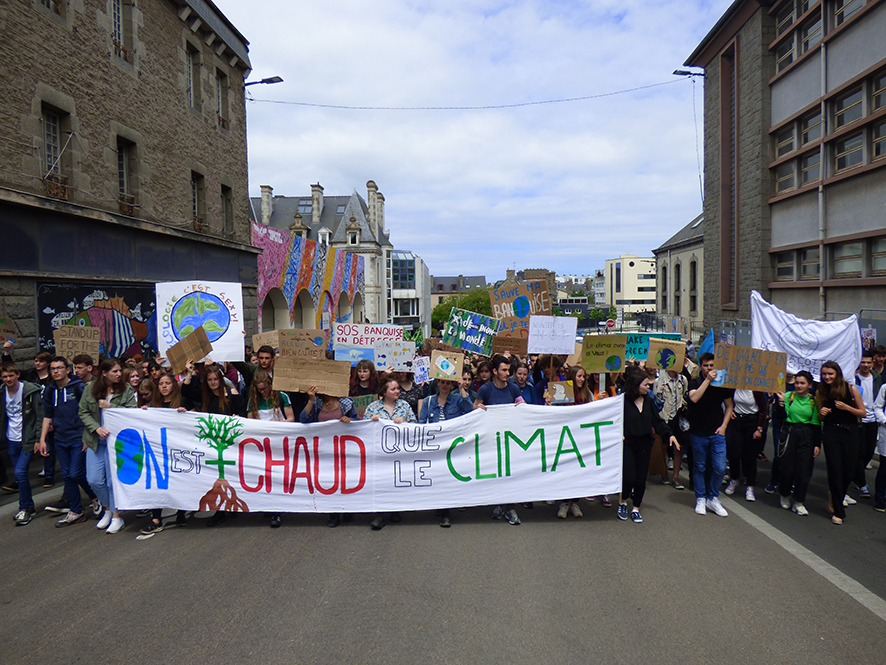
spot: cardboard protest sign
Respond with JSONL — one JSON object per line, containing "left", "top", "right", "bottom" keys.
{"left": 545, "top": 381, "right": 574, "bottom": 404}
{"left": 711, "top": 343, "right": 787, "bottom": 393}
{"left": 351, "top": 394, "right": 376, "bottom": 419}
{"left": 156, "top": 281, "right": 244, "bottom": 362}
{"left": 413, "top": 356, "right": 431, "bottom": 384}
{"left": 252, "top": 330, "right": 280, "bottom": 351}
{"left": 489, "top": 280, "right": 551, "bottom": 338}
{"left": 527, "top": 315, "right": 578, "bottom": 355}
{"left": 53, "top": 325, "right": 101, "bottom": 362}
{"left": 373, "top": 340, "right": 416, "bottom": 372}
{"left": 430, "top": 350, "right": 463, "bottom": 381}
{"left": 442, "top": 308, "right": 501, "bottom": 355}
{"left": 426, "top": 338, "right": 460, "bottom": 353}
{"left": 581, "top": 335, "right": 627, "bottom": 373}
{"left": 492, "top": 335, "right": 529, "bottom": 357}
{"left": 646, "top": 338, "right": 686, "bottom": 371}
{"left": 0, "top": 317, "right": 18, "bottom": 344}
{"left": 566, "top": 343, "right": 583, "bottom": 368}
{"left": 278, "top": 330, "right": 328, "bottom": 361}
{"left": 273, "top": 358, "right": 352, "bottom": 396}
{"left": 620, "top": 332, "right": 682, "bottom": 362}
{"left": 165, "top": 326, "right": 213, "bottom": 374}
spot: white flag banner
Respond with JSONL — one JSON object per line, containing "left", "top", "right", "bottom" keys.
{"left": 750, "top": 290, "right": 860, "bottom": 381}
{"left": 104, "top": 397, "right": 624, "bottom": 513}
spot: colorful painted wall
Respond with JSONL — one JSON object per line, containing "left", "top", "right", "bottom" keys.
{"left": 252, "top": 221, "right": 364, "bottom": 331}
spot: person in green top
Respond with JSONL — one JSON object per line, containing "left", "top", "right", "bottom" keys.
{"left": 773, "top": 370, "right": 820, "bottom": 516}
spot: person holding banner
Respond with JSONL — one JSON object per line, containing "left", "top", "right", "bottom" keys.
{"left": 513, "top": 363, "right": 539, "bottom": 405}
{"left": 619, "top": 367, "right": 679, "bottom": 523}
{"left": 773, "top": 371, "right": 820, "bottom": 516}
{"left": 78, "top": 359, "right": 136, "bottom": 533}
{"left": 817, "top": 362, "right": 866, "bottom": 525}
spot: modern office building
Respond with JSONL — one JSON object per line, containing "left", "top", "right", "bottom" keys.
{"left": 603, "top": 255, "right": 657, "bottom": 314}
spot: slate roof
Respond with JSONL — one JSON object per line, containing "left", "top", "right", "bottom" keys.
{"left": 652, "top": 213, "right": 704, "bottom": 254}
{"left": 431, "top": 275, "right": 487, "bottom": 291}
{"left": 249, "top": 190, "right": 393, "bottom": 247}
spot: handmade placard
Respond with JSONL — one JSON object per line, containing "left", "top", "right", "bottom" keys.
{"left": 710, "top": 343, "right": 787, "bottom": 393}
{"left": 442, "top": 308, "right": 501, "bottom": 355}
{"left": 251, "top": 330, "right": 280, "bottom": 351}
{"left": 413, "top": 356, "right": 431, "bottom": 384}
{"left": 545, "top": 381, "right": 575, "bottom": 405}
{"left": 430, "top": 350, "right": 464, "bottom": 381}
{"left": 351, "top": 394, "right": 376, "bottom": 419}
{"left": 527, "top": 315, "right": 578, "bottom": 355}
{"left": 581, "top": 335, "right": 627, "bottom": 373}
{"left": 156, "top": 281, "right": 243, "bottom": 362}
{"left": 273, "top": 358, "right": 352, "bottom": 396}
{"left": 53, "top": 325, "right": 101, "bottom": 362}
{"left": 166, "top": 326, "right": 213, "bottom": 374}
{"left": 620, "top": 332, "right": 682, "bottom": 362}
{"left": 278, "top": 330, "right": 328, "bottom": 361}
{"left": 488, "top": 280, "right": 551, "bottom": 337}
{"left": 565, "top": 342, "right": 583, "bottom": 368}
{"left": 0, "top": 317, "right": 18, "bottom": 344}
{"left": 646, "top": 338, "right": 686, "bottom": 371}
{"left": 374, "top": 340, "right": 416, "bottom": 372}
{"left": 492, "top": 335, "right": 529, "bottom": 357}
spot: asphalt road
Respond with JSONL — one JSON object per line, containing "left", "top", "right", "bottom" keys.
{"left": 1, "top": 454, "right": 884, "bottom": 664}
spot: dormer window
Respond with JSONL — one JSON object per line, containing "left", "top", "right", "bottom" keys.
{"left": 319, "top": 230, "right": 330, "bottom": 246}
{"left": 349, "top": 231, "right": 359, "bottom": 246}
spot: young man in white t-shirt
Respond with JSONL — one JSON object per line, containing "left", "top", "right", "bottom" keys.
{"left": 1, "top": 362, "right": 44, "bottom": 525}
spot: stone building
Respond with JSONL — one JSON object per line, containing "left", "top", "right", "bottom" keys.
{"left": 0, "top": 0, "right": 258, "bottom": 362}
{"left": 653, "top": 213, "right": 705, "bottom": 333}
{"left": 686, "top": 0, "right": 886, "bottom": 324}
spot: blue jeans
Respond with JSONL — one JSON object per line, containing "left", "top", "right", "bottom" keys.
{"left": 690, "top": 433, "right": 726, "bottom": 500}
{"left": 57, "top": 439, "right": 95, "bottom": 514}
{"left": 86, "top": 442, "right": 115, "bottom": 513}
{"left": 43, "top": 432, "right": 56, "bottom": 482}
{"left": 8, "top": 440, "right": 34, "bottom": 512}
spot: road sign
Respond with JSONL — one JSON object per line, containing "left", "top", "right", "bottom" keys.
{"left": 606, "top": 319, "right": 615, "bottom": 329}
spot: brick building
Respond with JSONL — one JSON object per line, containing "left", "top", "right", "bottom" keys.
{"left": 0, "top": 0, "right": 258, "bottom": 362}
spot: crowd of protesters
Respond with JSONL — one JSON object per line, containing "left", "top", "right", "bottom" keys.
{"left": 2, "top": 336, "right": 884, "bottom": 536}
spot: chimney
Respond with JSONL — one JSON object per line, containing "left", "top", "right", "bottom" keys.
{"left": 260, "top": 185, "right": 273, "bottom": 224}
{"left": 458, "top": 274, "right": 464, "bottom": 290}
{"left": 366, "top": 180, "right": 378, "bottom": 238}
{"left": 311, "top": 183, "right": 324, "bottom": 224}
{"left": 377, "top": 192, "right": 385, "bottom": 234}
{"left": 506, "top": 269, "right": 516, "bottom": 282}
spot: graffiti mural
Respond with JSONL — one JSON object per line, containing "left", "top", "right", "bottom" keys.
{"left": 37, "top": 282, "right": 157, "bottom": 358}
{"left": 252, "top": 222, "right": 364, "bottom": 333}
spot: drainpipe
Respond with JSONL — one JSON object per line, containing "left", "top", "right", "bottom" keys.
{"left": 818, "top": 40, "right": 827, "bottom": 318}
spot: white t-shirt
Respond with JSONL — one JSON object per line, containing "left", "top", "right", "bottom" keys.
{"left": 733, "top": 389, "right": 758, "bottom": 416}
{"left": 858, "top": 374, "right": 875, "bottom": 422}
{"left": 4, "top": 383, "right": 24, "bottom": 442}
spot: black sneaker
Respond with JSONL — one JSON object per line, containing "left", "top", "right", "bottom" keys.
{"left": 206, "top": 511, "right": 228, "bottom": 527}
{"left": 327, "top": 514, "right": 340, "bottom": 528}
{"left": 370, "top": 516, "right": 386, "bottom": 530}
{"left": 1, "top": 482, "right": 19, "bottom": 493}
{"left": 439, "top": 516, "right": 451, "bottom": 528}
{"left": 270, "top": 515, "right": 282, "bottom": 528}
{"left": 875, "top": 500, "right": 886, "bottom": 513}
{"left": 44, "top": 496, "right": 70, "bottom": 513}
{"left": 140, "top": 521, "right": 164, "bottom": 535}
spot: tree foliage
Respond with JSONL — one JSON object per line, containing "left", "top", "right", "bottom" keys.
{"left": 431, "top": 288, "right": 494, "bottom": 332}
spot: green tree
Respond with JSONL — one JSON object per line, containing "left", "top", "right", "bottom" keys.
{"left": 431, "top": 288, "right": 494, "bottom": 332}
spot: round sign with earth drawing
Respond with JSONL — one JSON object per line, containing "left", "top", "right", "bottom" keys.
{"left": 171, "top": 292, "right": 231, "bottom": 342}
{"left": 605, "top": 355, "right": 622, "bottom": 371}
{"left": 655, "top": 347, "right": 678, "bottom": 370}
{"left": 513, "top": 295, "right": 531, "bottom": 319}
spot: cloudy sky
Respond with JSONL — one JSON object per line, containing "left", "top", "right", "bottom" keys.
{"left": 213, "top": 0, "right": 732, "bottom": 282}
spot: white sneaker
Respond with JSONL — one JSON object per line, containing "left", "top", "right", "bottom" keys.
{"left": 557, "top": 502, "right": 569, "bottom": 519}
{"left": 745, "top": 487, "right": 756, "bottom": 502}
{"left": 106, "top": 517, "right": 125, "bottom": 534}
{"left": 780, "top": 495, "right": 792, "bottom": 510}
{"left": 843, "top": 495, "right": 857, "bottom": 506}
{"left": 96, "top": 511, "right": 112, "bottom": 530}
{"left": 569, "top": 502, "right": 583, "bottom": 518}
{"left": 706, "top": 498, "right": 728, "bottom": 517}
{"left": 725, "top": 480, "right": 739, "bottom": 495}
{"left": 793, "top": 502, "right": 808, "bottom": 516}
{"left": 695, "top": 498, "right": 706, "bottom": 515}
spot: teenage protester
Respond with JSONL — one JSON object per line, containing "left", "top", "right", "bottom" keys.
{"left": 349, "top": 359, "right": 378, "bottom": 397}
{"left": 765, "top": 373, "right": 795, "bottom": 494}
{"left": 419, "top": 377, "right": 473, "bottom": 527}
{"left": 512, "top": 362, "right": 538, "bottom": 405}
{"left": 474, "top": 354, "right": 525, "bottom": 526}
{"left": 817, "top": 361, "right": 866, "bottom": 525}
{"left": 553, "top": 365, "right": 592, "bottom": 519}
{"left": 233, "top": 344, "right": 275, "bottom": 392}
{"left": 136, "top": 378, "right": 158, "bottom": 407}
{"left": 852, "top": 351, "right": 881, "bottom": 499}
{"left": 460, "top": 367, "right": 476, "bottom": 403}
{"left": 123, "top": 367, "right": 141, "bottom": 390}
{"left": 533, "top": 355, "right": 565, "bottom": 406}
{"left": 619, "top": 367, "right": 679, "bottom": 523}
{"left": 395, "top": 371, "right": 425, "bottom": 418}
{"left": 725, "top": 389, "right": 769, "bottom": 502}
{"left": 472, "top": 360, "right": 492, "bottom": 394}
{"left": 365, "top": 376, "right": 416, "bottom": 530}
{"left": 773, "top": 371, "right": 820, "bottom": 516}
{"left": 654, "top": 366, "right": 690, "bottom": 490}
{"left": 36, "top": 356, "right": 98, "bottom": 527}
{"left": 873, "top": 380, "right": 886, "bottom": 513}
{"left": 78, "top": 359, "right": 136, "bottom": 534}
{"left": 72, "top": 354, "right": 96, "bottom": 384}
{"left": 687, "top": 352, "right": 734, "bottom": 517}
{"left": 1, "top": 362, "right": 44, "bottom": 525}
{"left": 872, "top": 345, "right": 886, "bottom": 380}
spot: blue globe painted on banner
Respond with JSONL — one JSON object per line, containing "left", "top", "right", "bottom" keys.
{"left": 605, "top": 355, "right": 622, "bottom": 371}
{"left": 313, "top": 336, "right": 325, "bottom": 347}
{"left": 513, "top": 295, "right": 531, "bottom": 318}
{"left": 171, "top": 292, "right": 230, "bottom": 342}
{"left": 655, "top": 348, "right": 678, "bottom": 370}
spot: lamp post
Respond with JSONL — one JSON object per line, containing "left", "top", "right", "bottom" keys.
{"left": 244, "top": 76, "right": 283, "bottom": 87}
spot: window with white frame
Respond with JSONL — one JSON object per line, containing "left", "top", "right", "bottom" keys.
{"left": 776, "top": 126, "right": 795, "bottom": 157}
{"left": 800, "top": 247, "right": 820, "bottom": 279}
{"left": 800, "top": 14, "right": 822, "bottom": 53}
{"left": 319, "top": 230, "right": 330, "bottom": 246}
{"left": 834, "top": 88, "right": 863, "bottom": 128}
{"left": 43, "top": 109, "right": 61, "bottom": 177}
{"left": 872, "top": 237, "right": 886, "bottom": 276}
{"left": 833, "top": 241, "right": 863, "bottom": 277}
{"left": 186, "top": 44, "right": 201, "bottom": 109}
{"left": 776, "top": 161, "right": 796, "bottom": 192}
{"left": 834, "top": 0, "right": 864, "bottom": 26}
{"left": 775, "top": 252, "right": 794, "bottom": 281}
{"left": 874, "top": 120, "right": 886, "bottom": 160}
{"left": 800, "top": 150, "right": 820, "bottom": 184}
{"left": 801, "top": 110, "right": 822, "bottom": 145}
{"left": 216, "top": 69, "right": 229, "bottom": 128}
{"left": 874, "top": 71, "right": 886, "bottom": 111}
{"left": 835, "top": 132, "right": 863, "bottom": 172}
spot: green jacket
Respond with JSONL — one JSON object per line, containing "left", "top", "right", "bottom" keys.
{"left": 1, "top": 380, "right": 44, "bottom": 452}
{"left": 79, "top": 382, "right": 136, "bottom": 451}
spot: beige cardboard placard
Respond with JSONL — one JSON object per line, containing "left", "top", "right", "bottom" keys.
{"left": 646, "top": 338, "right": 686, "bottom": 370}
{"left": 580, "top": 335, "right": 627, "bottom": 374}
{"left": 711, "top": 343, "right": 787, "bottom": 393}
{"left": 278, "top": 329, "right": 328, "bottom": 361}
{"left": 430, "top": 350, "right": 464, "bottom": 381}
{"left": 488, "top": 280, "right": 552, "bottom": 337}
{"left": 53, "top": 325, "right": 101, "bottom": 363}
{"left": 252, "top": 330, "right": 280, "bottom": 351}
{"left": 272, "top": 358, "right": 351, "bottom": 396}
{"left": 166, "top": 326, "right": 213, "bottom": 375}
{"left": 426, "top": 338, "right": 460, "bottom": 353}
{"left": 351, "top": 394, "right": 376, "bottom": 418}
{"left": 545, "top": 380, "right": 574, "bottom": 404}
{"left": 0, "top": 317, "right": 18, "bottom": 344}
{"left": 565, "top": 342, "right": 583, "bottom": 368}
{"left": 491, "top": 335, "right": 529, "bottom": 357}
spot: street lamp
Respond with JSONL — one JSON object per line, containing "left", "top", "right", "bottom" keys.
{"left": 672, "top": 70, "right": 704, "bottom": 78}
{"left": 244, "top": 76, "right": 283, "bottom": 87}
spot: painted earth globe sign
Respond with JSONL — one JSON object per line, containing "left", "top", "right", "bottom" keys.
{"left": 171, "top": 292, "right": 231, "bottom": 342}
{"left": 605, "top": 355, "right": 622, "bottom": 371}
{"left": 656, "top": 348, "right": 678, "bottom": 370}
{"left": 513, "top": 295, "right": 531, "bottom": 319}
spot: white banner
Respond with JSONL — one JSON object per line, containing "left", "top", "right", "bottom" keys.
{"left": 528, "top": 315, "right": 579, "bottom": 354}
{"left": 104, "top": 398, "right": 624, "bottom": 513}
{"left": 750, "top": 290, "right": 861, "bottom": 381}
{"left": 156, "top": 281, "right": 244, "bottom": 362}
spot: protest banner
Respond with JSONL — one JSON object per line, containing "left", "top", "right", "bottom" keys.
{"left": 165, "top": 326, "right": 213, "bottom": 374}
{"left": 545, "top": 381, "right": 574, "bottom": 404}
{"left": 350, "top": 394, "right": 376, "bottom": 419}
{"left": 750, "top": 290, "right": 860, "bottom": 380}
{"left": 620, "top": 332, "right": 682, "bottom": 362}
{"left": 53, "top": 325, "right": 101, "bottom": 362}
{"left": 441, "top": 308, "right": 501, "bottom": 355}
{"left": 430, "top": 350, "right": 463, "bottom": 380}
{"left": 156, "top": 281, "right": 244, "bottom": 362}
{"left": 105, "top": 397, "right": 624, "bottom": 512}
{"left": 333, "top": 323, "right": 403, "bottom": 366}
{"left": 528, "top": 315, "right": 578, "bottom": 355}
{"left": 413, "top": 356, "right": 431, "bottom": 383}
{"left": 488, "top": 280, "right": 551, "bottom": 338}
{"left": 374, "top": 340, "right": 416, "bottom": 372}
{"left": 252, "top": 330, "right": 280, "bottom": 351}
{"left": 710, "top": 343, "right": 787, "bottom": 393}
{"left": 0, "top": 317, "right": 18, "bottom": 344}
{"left": 646, "top": 338, "right": 686, "bottom": 371}
{"left": 273, "top": 358, "right": 352, "bottom": 396}
{"left": 492, "top": 335, "right": 529, "bottom": 357}
{"left": 581, "top": 335, "right": 627, "bottom": 373}
{"left": 278, "top": 330, "right": 327, "bottom": 361}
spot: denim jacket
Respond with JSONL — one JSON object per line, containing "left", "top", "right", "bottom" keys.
{"left": 418, "top": 391, "right": 473, "bottom": 423}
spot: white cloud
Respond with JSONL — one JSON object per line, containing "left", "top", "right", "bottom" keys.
{"left": 214, "top": 0, "right": 731, "bottom": 279}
